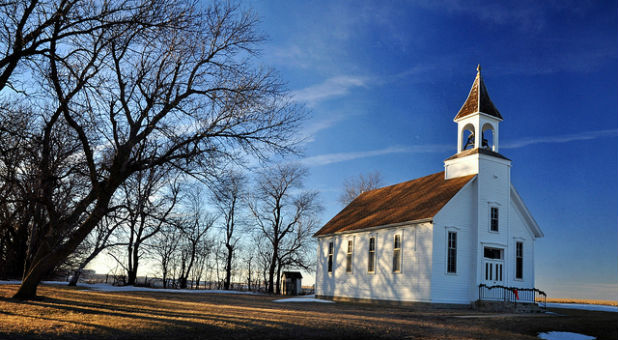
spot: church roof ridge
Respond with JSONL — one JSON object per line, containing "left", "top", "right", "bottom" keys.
{"left": 454, "top": 65, "right": 503, "bottom": 121}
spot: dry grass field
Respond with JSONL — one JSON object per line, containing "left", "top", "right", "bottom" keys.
{"left": 542, "top": 298, "right": 617, "bottom": 307}
{"left": 0, "top": 284, "right": 616, "bottom": 340}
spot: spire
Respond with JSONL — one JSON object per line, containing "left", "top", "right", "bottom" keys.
{"left": 454, "top": 65, "right": 502, "bottom": 121}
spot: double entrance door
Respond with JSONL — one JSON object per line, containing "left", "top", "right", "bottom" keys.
{"left": 482, "top": 246, "right": 504, "bottom": 286}
{"left": 481, "top": 247, "right": 505, "bottom": 301}
{"left": 481, "top": 258, "right": 505, "bottom": 301}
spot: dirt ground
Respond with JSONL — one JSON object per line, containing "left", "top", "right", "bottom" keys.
{"left": 0, "top": 284, "right": 616, "bottom": 340}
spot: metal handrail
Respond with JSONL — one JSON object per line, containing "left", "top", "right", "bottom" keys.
{"left": 479, "top": 284, "right": 547, "bottom": 308}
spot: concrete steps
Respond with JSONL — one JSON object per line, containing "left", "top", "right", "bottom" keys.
{"left": 473, "top": 300, "right": 544, "bottom": 313}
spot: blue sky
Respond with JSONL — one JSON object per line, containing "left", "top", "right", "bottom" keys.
{"left": 252, "top": 0, "right": 618, "bottom": 300}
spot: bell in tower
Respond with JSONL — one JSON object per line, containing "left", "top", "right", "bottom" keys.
{"left": 464, "top": 131, "right": 475, "bottom": 150}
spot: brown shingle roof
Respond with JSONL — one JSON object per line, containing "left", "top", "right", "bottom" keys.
{"left": 282, "top": 271, "right": 303, "bottom": 279}
{"left": 454, "top": 66, "right": 502, "bottom": 121}
{"left": 314, "top": 172, "right": 476, "bottom": 237}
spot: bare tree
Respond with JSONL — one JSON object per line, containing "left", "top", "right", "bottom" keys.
{"left": 152, "top": 224, "right": 181, "bottom": 289}
{"left": 0, "top": 1, "right": 175, "bottom": 93}
{"left": 3, "top": 1, "right": 302, "bottom": 299}
{"left": 67, "top": 214, "right": 124, "bottom": 286}
{"left": 176, "top": 188, "right": 214, "bottom": 289}
{"left": 211, "top": 172, "right": 246, "bottom": 290}
{"left": 1, "top": 107, "right": 90, "bottom": 281}
{"left": 110, "top": 168, "right": 179, "bottom": 286}
{"left": 241, "top": 233, "right": 267, "bottom": 291}
{"left": 249, "top": 165, "right": 320, "bottom": 294}
{"left": 190, "top": 235, "right": 213, "bottom": 289}
{"left": 276, "top": 207, "right": 319, "bottom": 281}
{"left": 0, "top": 108, "right": 36, "bottom": 279}
{"left": 212, "top": 240, "right": 225, "bottom": 289}
{"left": 338, "top": 171, "right": 384, "bottom": 206}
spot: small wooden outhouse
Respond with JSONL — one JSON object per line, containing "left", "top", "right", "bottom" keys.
{"left": 281, "top": 271, "right": 303, "bottom": 295}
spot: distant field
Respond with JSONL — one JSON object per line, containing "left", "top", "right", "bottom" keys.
{"left": 1, "top": 284, "right": 616, "bottom": 340}
{"left": 540, "top": 298, "right": 617, "bottom": 307}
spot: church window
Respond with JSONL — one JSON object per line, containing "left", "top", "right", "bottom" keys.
{"left": 393, "top": 234, "right": 401, "bottom": 273}
{"left": 484, "top": 247, "right": 503, "bottom": 259}
{"left": 327, "top": 242, "right": 333, "bottom": 273}
{"left": 516, "top": 242, "right": 523, "bottom": 279}
{"left": 346, "top": 240, "right": 353, "bottom": 273}
{"left": 490, "top": 207, "right": 499, "bottom": 232}
{"left": 447, "top": 232, "right": 457, "bottom": 273}
{"left": 368, "top": 237, "right": 376, "bottom": 273}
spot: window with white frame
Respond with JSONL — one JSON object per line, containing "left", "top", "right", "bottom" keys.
{"left": 392, "top": 234, "right": 401, "bottom": 272}
{"left": 447, "top": 231, "right": 457, "bottom": 273}
{"left": 327, "top": 241, "right": 334, "bottom": 273}
{"left": 490, "top": 207, "right": 499, "bottom": 232}
{"left": 516, "top": 242, "right": 523, "bottom": 279}
{"left": 346, "top": 240, "right": 353, "bottom": 273}
{"left": 368, "top": 237, "right": 376, "bottom": 273}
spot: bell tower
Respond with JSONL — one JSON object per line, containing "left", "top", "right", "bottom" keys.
{"left": 445, "top": 65, "right": 511, "bottom": 180}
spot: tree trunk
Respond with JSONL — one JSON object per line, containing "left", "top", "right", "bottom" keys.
{"left": 68, "top": 269, "right": 81, "bottom": 286}
{"left": 275, "top": 259, "right": 282, "bottom": 295}
{"left": 127, "top": 269, "right": 137, "bottom": 286}
{"left": 267, "top": 250, "right": 277, "bottom": 294}
{"left": 247, "top": 256, "right": 252, "bottom": 291}
{"left": 224, "top": 244, "right": 233, "bottom": 290}
{"left": 68, "top": 246, "right": 101, "bottom": 287}
{"left": 12, "top": 275, "right": 41, "bottom": 299}
{"left": 12, "top": 250, "right": 58, "bottom": 299}
{"left": 127, "top": 242, "right": 140, "bottom": 285}
{"left": 162, "top": 270, "right": 168, "bottom": 289}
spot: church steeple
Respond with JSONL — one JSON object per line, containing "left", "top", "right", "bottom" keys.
{"left": 445, "top": 66, "right": 510, "bottom": 180}
{"left": 453, "top": 65, "right": 503, "bottom": 154}
{"left": 454, "top": 64, "right": 502, "bottom": 121}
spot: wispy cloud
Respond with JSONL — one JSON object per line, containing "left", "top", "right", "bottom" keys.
{"left": 299, "top": 144, "right": 451, "bottom": 167}
{"left": 299, "top": 129, "right": 617, "bottom": 167}
{"left": 298, "top": 115, "right": 348, "bottom": 144}
{"left": 417, "top": 0, "right": 567, "bottom": 32}
{"left": 289, "top": 63, "right": 439, "bottom": 107}
{"left": 265, "top": 44, "right": 324, "bottom": 70}
{"left": 290, "top": 75, "right": 369, "bottom": 106}
{"left": 502, "top": 129, "right": 617, "bottom": 149}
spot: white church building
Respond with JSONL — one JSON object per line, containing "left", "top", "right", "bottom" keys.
{"left": 314, "top": 66, "right": 544, "bottom": 305}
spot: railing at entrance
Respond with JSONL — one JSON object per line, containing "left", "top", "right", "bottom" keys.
{"left": 479, "top": 284, "right": 547, "bottom": 308}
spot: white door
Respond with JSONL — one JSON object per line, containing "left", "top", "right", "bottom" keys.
{"left": 483, "top": 259, "right": 504, "bottom": 285}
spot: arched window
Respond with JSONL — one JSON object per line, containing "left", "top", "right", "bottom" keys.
{"left": 462, "top": 124, "right": 475, "bottom": 150}
{"left": 481, "top": 123, "right": 495, "bottom": 151}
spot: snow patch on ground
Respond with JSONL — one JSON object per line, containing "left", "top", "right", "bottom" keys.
{"left": 546, "top": 303, "right": 617, "bottom": 313}
{"left": 543, "top": 311, "right": 563, "bottom": 316}
{"left": 0, "top": 280, "right": 21, "bottom": 285}
{"left": 85, "top": 283, "right": 262, "bottom": 295}
{"left": 0, "top": 280, "right": 262, "bottom": 295}
{"left": 538, "top": 331, "right": 595, "bottom": 340}
{"left": 274, "top": 294, "right": 334, "bottom": 303}
{"left": 454, "top": 314, "right": 523, "bottom": 318}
